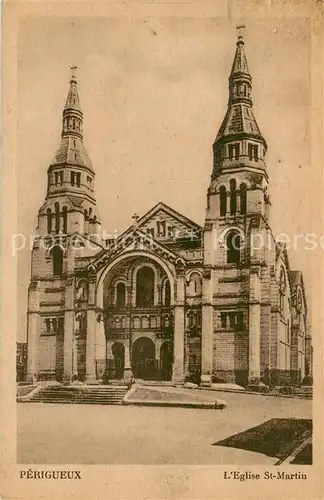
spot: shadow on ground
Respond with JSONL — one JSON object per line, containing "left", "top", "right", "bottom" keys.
{"left": 213, "top": 418, "right": 312, "bottom": 464}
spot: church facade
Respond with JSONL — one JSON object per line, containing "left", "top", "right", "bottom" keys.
{"left": 26, "top": 34, "right": 312, "bottom": 387}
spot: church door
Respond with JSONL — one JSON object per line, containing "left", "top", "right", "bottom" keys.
{"left": 112, "top": 342, "right": 125, "bottom": 379}
{"left": 132, "top": 337, "right": 156, "bottom": 379}
{"left": 160, "top": 342, "right": 173, "bottom": 380}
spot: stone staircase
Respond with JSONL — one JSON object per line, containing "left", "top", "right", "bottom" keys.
{"left": 26, "top": 385, "right": 128, "bottom": 405}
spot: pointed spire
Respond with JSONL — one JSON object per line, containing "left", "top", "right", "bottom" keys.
{"left": 50, "top": 69, "right": 94, "bottom": 173}
{"left": 64, "top": 66, "right": 82, "bottom": 114}
{"left": 62, "top": 66, "right": 83, "bottom": 141}
{"left": 230, "top": 26, "right": 250, "bottom": 79}
{"left": 211, "top": 29, "right": 267, "bottom": 181}
{"left": 215, "top": 29, "right": 263, "bottom": 141}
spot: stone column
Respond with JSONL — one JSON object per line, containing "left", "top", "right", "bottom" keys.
{"left": 124, "top": 341, "right": 132, "bottom": 380}
{"left": 72, "top": 329, "right": 78, "bottom": 378}
{"left": 157, "top": 284, "right": 163, "bottom": 305}
{"left": 26, "top": 312, "right": 40, "bottom": 382}
{"left": 26, "top": 282, "right": 41, "bottom": 384}
{"left": 121, "top": 284, "right": 133, "bottom": 380}
{"left": 248, "top": 267, "right": 261, "bottom": 385}
{"left": 106, "top": 341, "right": 113, "bottom": 360}
{"left": 155, "top": 340, "right": 161, "bottom": 379}
{"left": 85, "top": 277, "right": 97, "bottom": 383}
{"left": 95, "top": 311, "right": 106, "bottom": 379}
{"left": 63, "top": 278, "right": 74, "bottom": 383}
{"left": 172, "top": 268, "right": 185, "bottom": 384}
{"left": 104, "top": 340, "right": 114, "bottom": 380}
{"left": 201, "top": 268, "right": 213, "bottom": 387}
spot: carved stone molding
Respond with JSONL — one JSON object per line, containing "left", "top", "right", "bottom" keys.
{"left": 204, "top": 222, "right": 213, "bottom": 232}
{"left": 202, "top": 268, "right": 212, "bottom": 280}
{"left": 250, "top": 215, "right": 261, "bottom": 229}
{"left": 88, "top": 230, "right": 186, "bottom": 273}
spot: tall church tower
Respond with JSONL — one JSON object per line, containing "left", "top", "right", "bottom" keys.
{"left": 38, "top": 68, "right": 101, "bottom": 238}
{"left": 201, "top": 31, "right": 272, "bottom": 387}
{"left": 26, "top": 70, "right": 102, "bottom": 383}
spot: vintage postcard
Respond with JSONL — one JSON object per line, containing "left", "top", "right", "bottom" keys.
{"left": 1, "top": 0, "right": 323, "bottom": 499}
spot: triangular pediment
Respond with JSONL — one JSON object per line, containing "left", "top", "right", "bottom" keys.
{"left": 136, "top": 202, "right": 202, "bottom": 244}
{"left": 89, "top": 227, "right": 186, "bottom": 274}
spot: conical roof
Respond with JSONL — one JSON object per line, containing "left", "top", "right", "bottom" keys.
{"left": 64, "top": 74, "right": 82, "bottom": 113}
{"left": 230, "top": 37, "right": 250, "bottom": 77}
{"left": 214, "top": 35, "right": 265, "bottom": 145}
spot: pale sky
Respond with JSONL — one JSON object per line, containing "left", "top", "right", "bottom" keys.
{"left": 17, "top": 17, "right": 318, "bottom": 341}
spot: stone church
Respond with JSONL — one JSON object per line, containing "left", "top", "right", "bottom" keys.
{"left": 26, "top": 34, "right": 312, "bottom": 388}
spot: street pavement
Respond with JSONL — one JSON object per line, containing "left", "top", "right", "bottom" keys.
{"left": 17, "top": 389, "right": 312, "bottom": 465}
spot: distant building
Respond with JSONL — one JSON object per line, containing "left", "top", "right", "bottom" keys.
{"left": 17, "top": 343, "right": 27, "bottom": 382}
{"left": 26, "top": 34, "right": 311, "bottom": 387}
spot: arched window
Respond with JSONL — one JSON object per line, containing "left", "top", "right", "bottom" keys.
{"left": 220, "top": 186, "right": 227, "bottom": 217}
{"left": 47, "top": 208, "right": 52, "bottom": 234}
{"left": 54, "top": 202, "right": 60, "bottom": 234}
{"left": 164, "top": 280, "right": 171, "bottom": 306}
{"left": 116, "top": 282, "right": 126, "bottom": 309}
{"left": 136, "top": 267, "right": 155, "bottom": 307}
{"left": 62, "top": 206, "right": 67, "bottom": 234}
{"left": 240, "top": 183, "right": 247, "bottom": 215}
{"left": 51, "top": 246, "right": 63, "bottom": 276}
{"left": 76, "top": 280, "right": 88, "bottom": 301}
{"left": 226, "top": 231, "right": 241, "bottom": 265}
{"left": 230, "top": 179, "right": 237, "bottom": 215}
{"left": 187, "top": 272, "right": 202, "bottom": 296}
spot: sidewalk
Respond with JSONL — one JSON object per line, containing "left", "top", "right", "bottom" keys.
{"left": 123, "top": 385, "right": 227, "bottom": 409}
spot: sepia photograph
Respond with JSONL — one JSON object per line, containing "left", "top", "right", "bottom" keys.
{"left": 1, "top": 3, "right": 322, "bottom": 498}
{"left": 14, "top": 15, "right": 316, "bottom": 468}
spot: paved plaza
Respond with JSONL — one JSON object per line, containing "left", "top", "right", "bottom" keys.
{"left": 17, "top": 390, "right": 312, "bottom": 465}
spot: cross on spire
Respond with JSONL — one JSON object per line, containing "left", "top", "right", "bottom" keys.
{"left": 70, "top": 65, "right": 78, "bottom": 81}
{"left": 236, "top": 24, "right": 245, "bottom": 40}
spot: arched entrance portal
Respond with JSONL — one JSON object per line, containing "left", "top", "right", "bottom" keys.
{"left": 132, "top": 337, "right": 156, "bottom": 379}
{"left": 112, "top": 342, "right": 125, "bottom": 379}
{"left": 160, "top": 342, "right": 173, "bottom": 381}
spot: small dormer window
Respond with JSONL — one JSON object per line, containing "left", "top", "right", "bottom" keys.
{"left": 229, "top": 143, "right": 240, "bottom": 161}
{"left": 54, "top": 171, "right": 63, "bottom": 186}
{"left": 248, "top": 143, "right": 258, "bottom": 161}
{"left": 157, "top": 220, "right": 166, "bottom": 237}
{"left": 71, "top": 171, "right": 81, "bottom": 187}
{"left": 87, "top": 175, "right": 93, "bottom": 188}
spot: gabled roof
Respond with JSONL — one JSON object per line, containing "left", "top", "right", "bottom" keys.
{"left": 276, "top": 243, "right": 292, "bottom": 288}
{"left": 137, "top": 201, "right": 202, "bottom": 231}
{"left": 290, "top": 270, "right": 307, "bottom": 312}
{"left": 290, "top": 270, "right": 301, "bottom": 289}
